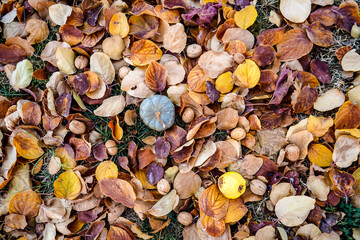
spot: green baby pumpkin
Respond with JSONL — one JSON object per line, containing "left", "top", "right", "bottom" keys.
{"left": 139, "top": 95, "right": 175, "bottom": 131}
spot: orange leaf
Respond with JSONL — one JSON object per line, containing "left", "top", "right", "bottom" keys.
{"left": 257, "top": 27, "right": 285, "bottom": 46}
{"left": 54, "top": 169, "right": 82, "bottom": 200}
{"left": 130, "top": 39, "right": 162, "bottom": 66}
{"left": 69, "top": 137, "right": 91, "bottom": 161}
{"left": 13, "top": 130, "right": 44, "bottom": 160}
{"left": 99, "top": 178, "right": 136, "bottom": 208}
{"left": 187, "top": 65, "right": 209, "bottom": 93}
{"left": 108, "top": 116, "right": 123, "bottom": 142}
{"left": 224, "top": 197, "right": 248, "bottom": 223}
{"left": 335, "top": 101, "right": 360, "bottom": 129}
{"left": 306, "top": 21, "right": 334, "bottom": 47}
{"left": 59, "top": 24, "right": 84, "bottom": 46}
{"left": 145, "top": 61, "right": 167, "bottom": 92}
{"left": 307, "top": 115, "right": 333, "bottom": 138}
{"left": 55, "top": 144, "right": 76, "bottom": 169}
{"left": 201, "top": 215, "right": 226, "bottom": 237}
{"left": 107, "top": 225, "right": 134, "bottom": 240}
{"left": 276, "top": 29, "right": 313, "bottom": 61}
{"left": 198, "top": 185, "right": 229, "bottom": 220}
{"left": 9, "top": 189, "right": 41, "bottom": 218}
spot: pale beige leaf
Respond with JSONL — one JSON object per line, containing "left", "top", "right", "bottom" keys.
{"left": 280, "top": 0, "right": 311, "bottom": 23}
{"left": 10, "top": 59, "right": 33, "bottom": 91}
{"left": 307, "top": 176, "right": 330, "bottom": 201}
{"left": 94, "top": 95, "right": 126, "bottom": 117}
{"left": 275, "top": 196, "right": 315, "bottom": 227}
{"left": 148, "top": 189, "right": 178, "bottom": 217}
{"left": 90, "top": 52, "right": 115, "bottom": 84}
{"left": 121, "top": 67, "right": 155, "bottom": 98}
{"left": 333, "top": 135, "right": 360, "bottom": 168}
{"left": 49, "top": 4, "right": 72, "bottom": 26}
{"left": 163, "top": 23, "right": 187, "bottom": 53}
{"left": 173, "top": 171, "right": 201, "bottom": 199}
{"left": 342, "top": 50, "right": 360, "bottom": 72}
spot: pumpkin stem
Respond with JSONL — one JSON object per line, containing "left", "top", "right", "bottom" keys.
{"left": 155, "top": 111, "right": 166, "bottom": 128}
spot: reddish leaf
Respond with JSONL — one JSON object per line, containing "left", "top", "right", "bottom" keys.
{"left": 292, "top": 86, "right": 318, "bottom": 113}
{"left": 334, "top": 101, "right": 360, "bottom": 129}
{"left": 155, "top": 137, "right": 170, "bottom": 159}
{"left": 306, "top": 21, "right": 334, "bottom": 47}
{"left": 164, "top": 125, "right": 187, "bottom": 153}
{"left": 335, "top": 0, "right": 360, "bottom": 32}
{"left": 276, "top": 29, "right": 313, "bottom": 61}
{"left": 137, "top": 148, "right": 155, "bottom": 170}
{"left": 205, "top": 81, "right": 220, "bottom": 103}
{"left": 83, "top": 2, "right": 104, "bottom": 27}
{"left": 0, "top": 44, "right": 26, "bottom": 64}
{"left": 33, "top": 68, "right": 48, "bottom": 80}
{"left": 269, "top": 66, "right": 293, "bottom": 105}
{"left": 146, "top": 163, "right": 164, "bottom": 185}
{"left": 251, "top": 45, "right": 276, "bottom": 67}
{"left": 329, "top": 167, "right": 355, "bottom": 200}
{"left": 257, "top": 27, "right": 285, "bottom": 46}
{"left": 145, "top": 61, "right": 167, "bottom": 92}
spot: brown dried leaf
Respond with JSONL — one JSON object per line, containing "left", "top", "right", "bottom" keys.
{"left": 306, "top": 21, "right": 334, "bottom": 47}
{"left": 174, "top": 171, "right": 201, "bottom": 199}
{"left": 99, "top": 178, "right": 136, "bottom": 208}
{"left": 329, "top": 167, "right": 355, "bottom": 199}
{"left": 199, "top": 185, "right": 229, "bottom": 220}
{"left": 257, "top": 27, "right": 285, "bottom": 46}
{"left": 129, "top": 14, "right": 159, "bottom": 39}
{"left": 334, "top": 101, "right": 360, "bottom": 129}
{"left": 276, "top": 29, "right": 313, "bottom": 61}
{"left": 145, "top": 61, "right": 167, "bottom": 92}
{"left": 9, "top": 189, "right": 41, "bottom": 218}
{"left": 25, "top": 19, "right": 49, "bottom": 45}
{"left": 130, "top": 39, "right": 162, "bottom": 66}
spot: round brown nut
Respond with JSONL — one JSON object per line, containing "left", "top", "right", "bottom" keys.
{"left": 234, "top": 53, "right": 245, "bottom": 64}
{"left": 157, "top": 178, "right": 170, "bottom": 195}
{"left": 231, "top": 127, "right": 246, "bottom": 141}
{"left": 182, "top": 108, "right": 195, "bottom": 123}
{"left": 177, "top": 212, "right": 193, "bottom": 226}
{"left": 250, "top": 179, "right": 267, "bottom": 196}
{"left": 186, "top": 44, "right": 202, "bottom": 58}
{"left": 75, "top": 55, "right": 88, "bottom": 70}
{"left": 119, "top": 66, "right": 131, "bottom": 79}
{"left": 69, "top": 120, "right": 86, "bottom": 135}
{"left": 105, "top": 140, "right": 118, "bottom": 156}
{"left": 285, "top": 144, "right": 300, "bottom": 161}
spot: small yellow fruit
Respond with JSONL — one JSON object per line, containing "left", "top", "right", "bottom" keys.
{"left": 218, "top": 172, "right": 246, "bottom": 199}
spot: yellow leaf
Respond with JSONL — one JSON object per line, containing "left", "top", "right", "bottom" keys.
{"left": 308, "top": 144, "right": 333, "bottom": 167}
{"left": 135, "top": 169, "right": 157, "bottom": 190}
{"left": 54, "top": 169, "right": 81, "bottom": 200}
{"left": 307, "top": 115, "right": 333, "bottom": 138}
{"left": 55, "top": 47, "right": 76, "bottom": 74}
{"left": 95, "top": 160, "right": 118, "bottom": 182}
{"left": 215, "top": 71, "right": 234, "bottom": 94}
{"left": 55, "top": 144, "right": 76, "bottom": 169}
{"left": 234, "top": 59, "right": 260, "bottom": 88}
{"left": 109, "top": 12, "right": 129, "bottom": 38}
{"left": 234, "top": 5, "right": 258, "bottom": 30}
{"left": 353, "top": 168, "right": 360, "bottom": 194}
{"left": 13, "top": 130, "right": 44, "bottom": 160}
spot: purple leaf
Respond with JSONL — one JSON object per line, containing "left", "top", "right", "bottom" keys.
{"left": 206, "top": 81, "right": 220, "bottom": 103}
{"left": 84, "top": 2, "right": 103, "bottom": 27}
{"left": 310, "top": 60, "right": 331, "bottom": 84}
{"left": 269, "top": 66, "right": 294, "bottom": 105}
{"left": 93, "top": 143, "right": 107, "bottom": 161}
{"left": 182, "top": 2, "right": 222, "bottom": 27}
{"left": 155, "top": 137, "right": 170, "bottom": 159}
{"left": 146, "top": 163, "right": 164, "bottom": 185}
{"left": 55, "top": 93, "right": 72, "bottom": 117}
{"left": 74, "top": 73, "right": 90, "bottom": 95}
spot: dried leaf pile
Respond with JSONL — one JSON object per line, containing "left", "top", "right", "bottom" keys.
{"left": 1, "top": 0, "right": 360, "bottom": 239}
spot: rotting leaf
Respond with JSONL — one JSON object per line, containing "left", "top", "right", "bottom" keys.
{"left": 329, "top": 167, "right": 355, "bottom": 200}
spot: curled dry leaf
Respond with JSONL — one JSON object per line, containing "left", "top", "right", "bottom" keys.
{"left": 54, "top": 169, "right": 82, "bottom": 200}
{"left": 94, "top": 95, "right": 125, "bottom": 117}
{"left": 288, "top": 130, "right": 314, "bottom": 159}
{"left": 275, "top": 196, "right": 315, "bottom": 227}
{"left": 332, "top": 135, "right": 360, "bottom": 168}
{"left": 280, "top": 0, "right": 312, "bottom": 23}
{"left": 99, "top": 178, "right": 136, "bottom": 208}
